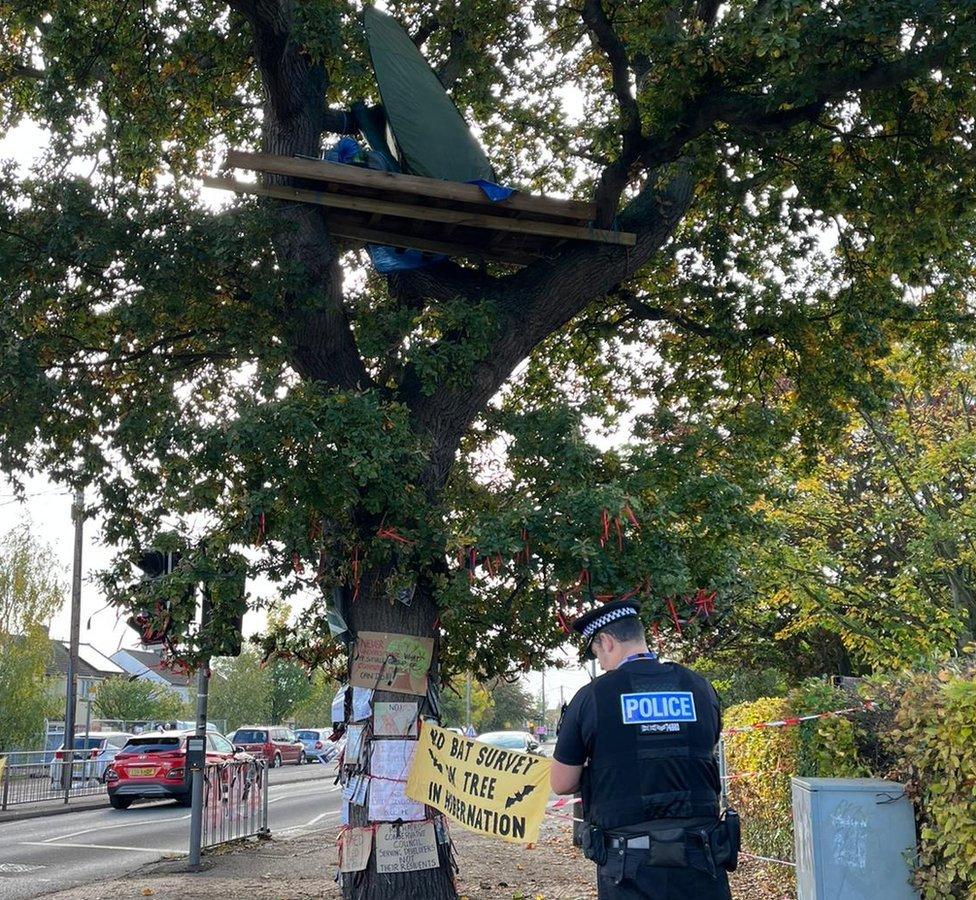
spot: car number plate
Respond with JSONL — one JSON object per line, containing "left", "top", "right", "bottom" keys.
{"left": 128, "top": 767, "right": 156, "bottom": 777}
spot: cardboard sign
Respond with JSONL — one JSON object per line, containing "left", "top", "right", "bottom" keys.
{"left": 375, "top": 821, "right": 439, "bottom": 874}
{"left": 369, "top": 740, "right": 425, "bottom": 821}
{"left": 374, "top": 701, "right": 419, "bottom": 737}
{"left": 339, "top": 827, "right": 373, "bottom": 873}
{"left": 350, "top": 631, "right": 433, "bottom": 696}
{"left": 406, "top": 723, "right": 552, "bottom": 844}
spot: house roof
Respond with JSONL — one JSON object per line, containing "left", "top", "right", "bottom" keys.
{"left": 113, "top": 647, "right": 191, "bottom": 688}
{"left": 46, "top": 640, "right": 124, "bottom": 678}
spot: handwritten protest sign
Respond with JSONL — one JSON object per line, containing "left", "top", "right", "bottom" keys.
{"left": 339, "top": 826, "right": 373, "bottom": 872}
{"left": 374, "top": 701, "right": 418, "bottom": 737}
{"left": 350, "top": 631, "right": 433, "bottom": 696}
{"left": 369, "top": 740, "right": 425, "bottom": 822}
{"left": 375, "top": 821, "right": 439, "bottom": 873}
{"left": 406, "top": 723, "right": 552, "bottom": 844}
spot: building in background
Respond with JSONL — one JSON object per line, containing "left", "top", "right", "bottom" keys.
{"left": 45, "top": 640, "right": 125, "bottom": 725}
{"left": 110, "top": 647, "right": 191, "bottom": 703}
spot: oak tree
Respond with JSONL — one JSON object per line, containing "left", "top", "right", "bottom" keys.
{"left": 3, "top": 1, "right": 976, "bottom": 895}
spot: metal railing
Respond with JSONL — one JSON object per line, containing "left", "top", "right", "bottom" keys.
{"left": 201, "top": 757, "right": 269, "bottom": 849}
{"left": 0, "top": 750, "right": 111, "bottom": 810}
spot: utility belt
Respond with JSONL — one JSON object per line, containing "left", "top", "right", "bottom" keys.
{"left": 581, "top": 809, "right": 740, "bottom": 879}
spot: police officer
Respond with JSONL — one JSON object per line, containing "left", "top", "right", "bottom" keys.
{"left": 550, "top": 599, "right": 738, "bottom": 899}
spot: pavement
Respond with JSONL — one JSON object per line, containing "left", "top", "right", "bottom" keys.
{"left": 0, "top": 764, "right": 341, "bottom": 900}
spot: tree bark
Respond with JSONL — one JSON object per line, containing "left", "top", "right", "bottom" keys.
{"left": 340, "top": 570, "right": 457, "bottom": 900}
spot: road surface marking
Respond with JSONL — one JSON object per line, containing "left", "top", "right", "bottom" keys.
{"left": 0, "top": 863, "right": 47, "bottom": 873}
{"left": 20, "top": 842, "right": 184, "bottom": 854}
{"left": 267, "top": 787, "right": 338, "bottom": 804}
{"left": 275, "top": 811, "right": 342, "bottom": 834}
{"left": 41, "top": 814, "right": 191, "bottom": 843}
{"left": 308, "top": 811, "right": 334, "bottom": 825}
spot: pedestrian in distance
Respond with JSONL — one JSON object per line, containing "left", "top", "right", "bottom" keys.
{"left": 550, "top": 599, "right": 739, "bottom": 899}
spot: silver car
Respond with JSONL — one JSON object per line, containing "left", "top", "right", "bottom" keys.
{"left": 295, "top": 728, "right": 341, "bottom": 763}
{"left": 50, "top": 732, "right": 132, "bottom": 785}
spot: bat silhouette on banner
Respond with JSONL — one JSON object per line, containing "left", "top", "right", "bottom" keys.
{"left": 504, "top": 784, "right": 536, "bottom": 808}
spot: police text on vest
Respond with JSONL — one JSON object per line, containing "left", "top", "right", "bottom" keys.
{"left": 619, "top": 691, "right": 697, "bottom": 725}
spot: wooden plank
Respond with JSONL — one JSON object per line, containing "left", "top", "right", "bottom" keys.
{"left": 203, "top": 176, "right": 635, "bottom": 247}
{"left": 326, "top": 218, "right": 541, "bottom": 266}
{"left": 225, "top": 150, "right": 597, "bottom": 223}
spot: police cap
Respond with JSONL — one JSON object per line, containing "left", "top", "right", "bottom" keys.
{"left": 571, "top": 599, "right": 642, "bottom": 661}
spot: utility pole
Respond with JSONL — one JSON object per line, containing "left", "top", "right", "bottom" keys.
{"left": 540, "top": 669, "right": 546, "bottom": 732}
{"left": 465, "top": 670, "right": 472, "bottom": 733}
{"left": 188, "top": 586, "right": 211, "bottom": 869}
{"left": 62, "top": 489, "right": 83, "bottom": 789}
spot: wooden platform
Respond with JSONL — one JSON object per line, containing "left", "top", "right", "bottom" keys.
{"left": 204, "top": 150, "right": 635, "bottom": 266}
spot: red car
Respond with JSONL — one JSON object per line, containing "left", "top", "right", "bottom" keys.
{"left": 228, "top": 726, "right": 306, "bottom": 767}
{"left": 105, "top": 730, "right": 243, "bottom": 809}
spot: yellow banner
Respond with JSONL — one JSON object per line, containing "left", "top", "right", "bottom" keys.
{"left": 406, "top": 723, "right": 551, "bottom": 844}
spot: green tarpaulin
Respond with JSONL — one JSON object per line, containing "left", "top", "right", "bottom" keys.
{"left": 363, "top": 7, "right": 495, "bottom": 184}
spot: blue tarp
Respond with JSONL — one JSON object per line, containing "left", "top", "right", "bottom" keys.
{"left": 323, "top": 140, "right": 517, "bottom": 271}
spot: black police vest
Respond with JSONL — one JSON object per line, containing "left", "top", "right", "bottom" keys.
{"left": 581, "top": 659, "right": 721, "bottom": 830}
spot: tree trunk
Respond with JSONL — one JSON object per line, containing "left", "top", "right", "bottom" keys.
{"left": 339, "top": 569, "right": 458, "bottom": 900}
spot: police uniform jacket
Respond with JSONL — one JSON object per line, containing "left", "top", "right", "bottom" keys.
{"left": 555, "top": 656, "right": 731, "bottom": 899}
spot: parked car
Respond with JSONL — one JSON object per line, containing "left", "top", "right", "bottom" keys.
{"left": 295, "top": 728, "right": 342, "bottom": 764}
{"left": 105, "top": 730, "right": 246, "bottom": 809}
{"left": 50, "top": 732, "right": 132, "bottom": 786}
{"left": 477, "top": 731, "right": 541, "bottom": 754}
{"left": 227, "top": 726, "right": 306, "bottom": 767}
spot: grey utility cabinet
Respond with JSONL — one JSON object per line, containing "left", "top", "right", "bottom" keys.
{"left": 792, "top": 777, "right": 919, "bottom": 900}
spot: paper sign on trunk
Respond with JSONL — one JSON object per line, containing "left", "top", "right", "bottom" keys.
{"left": 339, "top": 827, "right": 373, "bottom": 873}
{"left": 374, "top": 701, "right": 418, "bottom": 737}
{"left": 349, "top": 631, "right": 433, "bottom": 696}
{"left": 375, "top": 821, "right": 439, "bottom": 873}
{"left": 368, "top": 740, "right": 425, "bottom": 821}
{"left": 345, "top": 724, "right": 364, "bottom": 764}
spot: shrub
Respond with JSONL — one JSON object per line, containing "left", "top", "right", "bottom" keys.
{"left": 724, "top": 665, "right": 976, "bottom": 898}
{"left": 880, "top": 668, "right": 976, "bottom": 899}
{"left": 723, "top": 679, "right": 867, "bottom": 862}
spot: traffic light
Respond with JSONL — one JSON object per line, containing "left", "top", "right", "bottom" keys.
{"left": 126, "top": 549, "right": 185, "bottom": 649}
{"left": 126, "top": 546, "right": 247, "bottom": 657}
{"left": 206, "top": 559, "right": 246, "bottom": 657}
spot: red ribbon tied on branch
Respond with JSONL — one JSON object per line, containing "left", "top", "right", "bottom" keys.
{"left": 665, "top": 597, "right": 683, "bottom": 637}
{"left": 376, "top": 525, "right": 415, "bottom": 545}
{"left": 350, "top": 546, "right": 361, "bottom": 602}
{"left": 689, "top": 589, "right": 716, "bottom": 619}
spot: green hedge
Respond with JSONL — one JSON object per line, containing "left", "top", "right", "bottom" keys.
{"left": 723, "top": 667, "right": 976, "bottom": 899}
{"left": 722, "top": 680, "right": 866, "bottom": 862}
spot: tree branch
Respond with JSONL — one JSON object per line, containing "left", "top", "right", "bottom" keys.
{"left": 435, "top": 28, "right": 467, "bottom": 90}
{"left": 639, "top": 38, "right": 954, "bottom": 172}
{"left": 0, "top": 63, "right": 45, "bottom": 86}
{"left": 405, "top": 169, "right": 697, "bottom": 490}
{"left": 581, "top": 0, "right": 643, "bottom": 225}
{"left": 229, "top": 0, "right": 370, "bottom": 392}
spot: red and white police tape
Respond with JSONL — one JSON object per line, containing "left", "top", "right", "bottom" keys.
{"left": 721, "top": 700, "right": 874, "bottom": 735}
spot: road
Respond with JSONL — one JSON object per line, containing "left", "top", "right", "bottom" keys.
{"left": 0, "top": 765, "right": 342, "bottom": 899}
